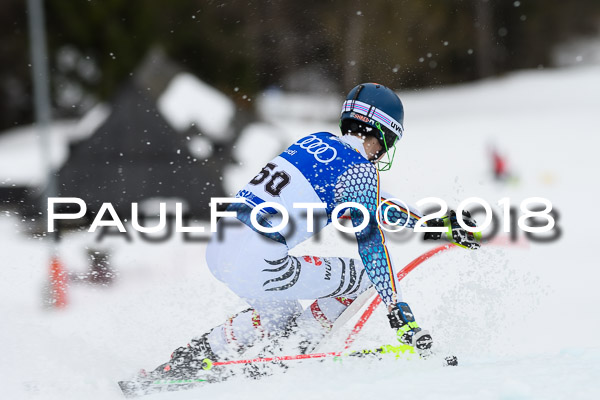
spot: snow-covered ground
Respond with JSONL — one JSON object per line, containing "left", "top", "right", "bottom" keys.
{"left": 1, "top": 63, "right": 600, "bottom": 399}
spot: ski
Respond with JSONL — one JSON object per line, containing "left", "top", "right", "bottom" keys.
{"left": 118, "top": 343, "right": 447, "bottom": 397}
{"left": 207, "top": 343, "right": 457, "bottom": 371}
{"left": 118, "top": 376, "right": 218, "bottom": 398}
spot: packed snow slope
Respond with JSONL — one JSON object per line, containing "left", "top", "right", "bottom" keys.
{"left": 1, "top": 64, "right": 599, "bottom": 400}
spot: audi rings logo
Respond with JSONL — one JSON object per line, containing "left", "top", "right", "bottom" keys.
{"left": 295, "top": 135, "right": 338, "bottom": 163}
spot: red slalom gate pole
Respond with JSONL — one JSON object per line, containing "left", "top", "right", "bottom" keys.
{"left": 212, "top": 350, "right": 344, "bottom": 367}
{"left": 342, "top": 244, "right": 457, "bottom": 350}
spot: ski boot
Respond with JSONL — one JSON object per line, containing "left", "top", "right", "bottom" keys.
{"left": 144, "top": 333, "right": 229, "bottom": 381}
{"left": 387, "top": 302, "right": 433, "bottom": 358}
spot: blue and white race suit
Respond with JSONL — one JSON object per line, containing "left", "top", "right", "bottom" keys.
{"left": 204, "top": 132, "right": 422, "bottom": 356}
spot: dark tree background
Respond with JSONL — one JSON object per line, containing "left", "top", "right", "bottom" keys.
{"left": 1, "top": 0, "right": 599, "bottom": 132}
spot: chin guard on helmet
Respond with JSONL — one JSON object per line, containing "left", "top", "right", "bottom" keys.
{"left": 374, "top": 122, "right": 397, "bottom": 172}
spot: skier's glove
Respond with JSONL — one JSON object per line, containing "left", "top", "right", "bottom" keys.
{"left": 424, "top": 210, "right": 481, "bottom": 250}
{"left": 447, "top": 210, "right": 481, "bottom": 249}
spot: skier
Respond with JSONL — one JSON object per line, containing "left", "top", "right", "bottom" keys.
{"left": 489, "top": 143, "right": 509, "bottom": 181}
{"left": 150, "top": 83, "right": 480, "bottom": 379}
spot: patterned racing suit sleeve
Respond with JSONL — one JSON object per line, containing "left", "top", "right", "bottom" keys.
{"left": 334, "top": 163, "right": 398, "bottom": 306}
{"left": 379, "top": 192, "right": 423, "bottom": 229}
